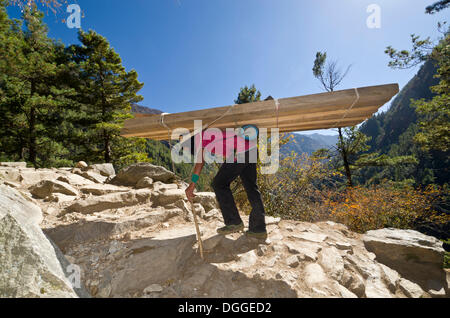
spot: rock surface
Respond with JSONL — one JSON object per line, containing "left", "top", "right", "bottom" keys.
{"left": 75, "top": 170, "right": 107, "bottom": 184}
{"left": 0, "top": 162, "right": 448, "bottom": 298}
{"left": 0, "top": 185, "right": 85, "bottom": 298}
{"left": 57, "top": 174, "right": 94, "bottom": 187}
{"left": 0, "top": 162, "right": 27, "bottom": 168}
{"left": 30, "top": 180, "right": 79, "bottom": 199}
{"left": 193, "top": 192, "right": 218, "bottom": 213}
{"left": 0, "top": 167, "right": 59, "bottom": 186}
{"left": 79, "top": 184, "right": 128, "bottom": 196}
{"left": 136, "top": 177, "right": 153, "bottom": 189}
{"left": 110, "top": 163, "right": 176, "bottom": 186}
{"left": 88, "top": 164, "right": 115, "bottom": 177}
{"left": 363, "top": 228, "right": 446, "bottom": 293}
{"left": 65, "top": 190, "right": 151, "bottom": 214}
{"left": 75, "top": 161, "right": 88, "bottom": 169}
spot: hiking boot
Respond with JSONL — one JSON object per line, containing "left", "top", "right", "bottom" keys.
{"left": 217, "top": 223, "right": 244, "bottom": 235}
{"left": 245, "top": 231, "right": 268, "bottom": 240}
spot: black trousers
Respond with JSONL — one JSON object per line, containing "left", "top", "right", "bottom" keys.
{"left": 212, "top": 160, "right": 267, "bottom": 233}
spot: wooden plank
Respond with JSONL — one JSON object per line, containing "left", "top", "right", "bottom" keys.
{"left": 124, "top": 105, "right": 379, "bottom": 140}
{"left": 123, "top": 104, "right": 379, "bottom": 136}
{"left": 121, "top": 83, "right": 399, "bottom": 139}
{"left": 137, "top": 114, "right": 375, "bottom": 141}
{"left": 124, "top": 86, "right": 390, "bottom": 131}
{"left": 125, "top": 107, "right": 377, "bottom": 140}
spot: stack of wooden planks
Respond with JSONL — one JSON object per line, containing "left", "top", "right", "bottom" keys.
{"left": 121, "top": 83, "right": 399, "bottom": 140}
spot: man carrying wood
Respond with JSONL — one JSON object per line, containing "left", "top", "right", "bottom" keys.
{"left": 185, "top": 125, "right": 268, "bottom": 240}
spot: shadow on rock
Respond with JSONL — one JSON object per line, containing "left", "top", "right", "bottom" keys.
{"left": 202, "top": 234, "right": 265, "bottom": 264}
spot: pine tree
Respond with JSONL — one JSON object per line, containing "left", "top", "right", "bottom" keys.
{"left": 0, "top": 0, "right": 21, "bottom": 160}
{"left": 75, "top": 30, "right": 147, "bottom": 166}
{"left": 313, "top": 52, "right": 416, "bottom": 186}
{"left": 312, "top": 51, "right": 354, "bottom": 186}
{"left": 385, "top": 6, "right": 449, "bottom": 153}
{"left": 426, "top": 0, "right": 450, "bottom": 14}
{"left": 1, "top": 6, "right": 72, "bottom": 167}
{"left": 413, "top": 34, "right": 450, "bottom": 152}
{"left": 234, "top": 84, "right": 261, "bottom": 104}
{"left": 324, "top": 127, "right": 418, "bottom": 187}
{"left": 9, "top": 0, "right": 61, "bottom": 11}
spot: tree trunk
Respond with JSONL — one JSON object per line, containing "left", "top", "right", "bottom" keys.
{"left": 28, "top": 82, "right": 37, "bottom": 167}
{"left": 104, "top": 133, "right": 111, "bottom": 163}
{"left": 338, "top": 128, "right": 353, "bottom": 187}
{"left": 100, "top": 73, "right": 111, "bottom": 163}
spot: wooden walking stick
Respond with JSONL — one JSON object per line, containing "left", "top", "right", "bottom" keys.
{"left": 190, "top": 200, "right": 204, "bottom": 260}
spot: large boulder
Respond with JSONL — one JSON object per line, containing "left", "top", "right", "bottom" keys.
{"left": 45, "top": 207, "right": 181, "bottom": 250}
{"left": 153, "top": 189, "right": 187, "bottom": 207}
{"left": 136, "top": 177, "right": 153, "bottom": 189}
{"left": 57, "top": 174, "right": 95, "bottom": 187}
{"left": 110, "top": 163, "right": 176, "bottom": 186}
{"left": 75, "top": 170, "right": 107, "bottom": 184}
{"left": 0, "top": 168, "right": 59, "bottom": 186}
{"left": 0, "top": 185, "right": 86, "bottom": 298}
{"left": 0, "top": 168, "right": 21, "bottom": 183}
{"left": 65, "top": 190, "right": 152, "bottom": 214}
{"left": 22, "top": 169, "right": 60, "bottom": 186}
{"left": 193, "top": 192, "right": 218, "bottom": 212}
{"left": 19, "top": 169, "right": 46, "bottom": 186}
{"left": 88, "top": 164, "right": 116, "bottom": 177}
{"left": 29, "top": 180, "right": 78, "bottom": 199}
{"left": 398, "top": 278, "right": 426, "bottom": 298}
{"left": 109, "top": 227, "right": 197, "bottom": 296}
{"left": 363, "top": 228, "right": 447, "bottom": 294}
{"left": 152, "top": 181, "right": 178, "bottom": 192}
{"left": 75, "top": 161, "right": 88, "bottom": 169}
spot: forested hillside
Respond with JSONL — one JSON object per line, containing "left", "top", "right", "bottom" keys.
{"left": 361, "top": 60, "right": 438, "bottom": 152}
{"left": 282, "top": 133, "right": 338, "bottom": 156}
{"left": 359, "top": 60, "right": 449, "bottom": 186}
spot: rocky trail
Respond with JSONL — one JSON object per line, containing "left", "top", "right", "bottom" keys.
{"left": 0, "top": 161, "right": 448, "bottom": 298}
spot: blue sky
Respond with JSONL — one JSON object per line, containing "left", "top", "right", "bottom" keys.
{"left": 7, "top": 0, "right": 448, "bottom": 135}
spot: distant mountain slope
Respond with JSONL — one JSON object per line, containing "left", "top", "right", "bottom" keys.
{"left": 360, "top": 60, "right": 438, "bottom": 152}
{"left": 281, "top": 133, "right": 338, "bottom": 156}
{"left": 306, "top": 133, "right": 339, "bottom": 148}
{"left": 131, "top": 103, "right": 163, "bottom": 115}
{"left": 357, "top": 59, "right": 449, "bottom": 186}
